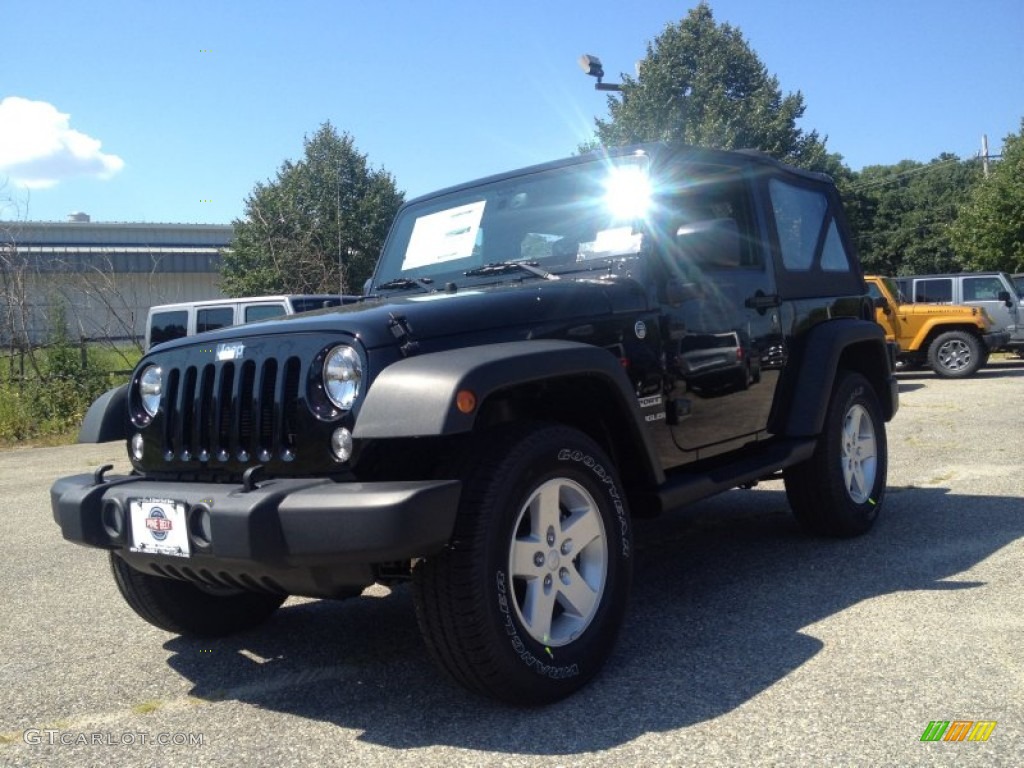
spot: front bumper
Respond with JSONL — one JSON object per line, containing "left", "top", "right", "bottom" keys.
{"left": 50, "top": 472, "right": 461, "bottom": 597}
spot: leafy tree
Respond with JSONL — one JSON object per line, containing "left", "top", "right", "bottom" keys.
{"left": 951, "top": 120, "right": 1024, "bottom": 273}
{"left": 589, "top": 2, "right": 826, "bottom": 168}
{"left": 223, "top": 123, "right": 404, "bottom": 296}
{"left": 850, "top": 154, "right": 982, "bottom": 276}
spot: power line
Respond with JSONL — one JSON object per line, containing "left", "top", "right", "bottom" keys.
{"left": 846, "top": 154, "right": 984, "bottom": 192}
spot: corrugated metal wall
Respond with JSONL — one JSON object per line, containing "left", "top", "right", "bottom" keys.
{"left": 1, "top": 222, "right": 233, "bottom": 345}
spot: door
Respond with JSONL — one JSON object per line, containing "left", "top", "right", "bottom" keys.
{"left": 656, "top": 180, "right": 780, "bottom": 463}
{"left": 961, "top": 275, "right": 1019, "bottom": 338}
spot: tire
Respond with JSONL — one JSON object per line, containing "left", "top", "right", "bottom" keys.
{"left": 412, "top": 423, "right": 633, "bottom": 705}
{"left": 927, "top": 330, "right": 982, "bottom": 378}
{"left": 784, "top": 371, "right": 887, "bottom": 537}
{"left": 110, "top": 553, "right": 286, "bottom": 637}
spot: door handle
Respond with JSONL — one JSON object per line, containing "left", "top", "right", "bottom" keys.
{"left": 745, "top": 292, "right": 781, "bottom": 314}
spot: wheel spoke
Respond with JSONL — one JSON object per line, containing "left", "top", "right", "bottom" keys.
{"left": 530, "top": 481, "right": 563, "bottom": 537}
{"left": 522, "top": 578, "right": 556, "bottom": 643}
{"left": 558, "top": 565, "right": 600, "bottom": 619}
{"left": 562, "top": 506, "right": 603, "bottom": 551}
{"left": 510, "top": 538, "right": 542, "bottom": 578}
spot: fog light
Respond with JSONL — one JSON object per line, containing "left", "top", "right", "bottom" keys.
{"left": 189, "top": 504, "right": 213, "bottom": 548}
{"left": 331, "top": 427, "right": 353, "bottom": 462}
{"left": 101, "top": 499, "right": 125, "bottom": 540}
{"left": 131, "top": 433, "right": 145, "bottom": 461}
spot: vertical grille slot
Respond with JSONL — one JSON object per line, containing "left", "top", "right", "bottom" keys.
{"left": 179, "top": 366, "right": 198, "bottom": 460}
{"left": 282, "top": 357, "right": 301, "bottom": 460}
{"left": 213, "top": 362, "right": 235, "bottom": 461}
{"left": 236, "top": 360, "right": 257, "bottom": 460}
{"left": 164, "top": 367, "right": 181, "bottom": 460}
{"left": 195, "top": 364, "right": 215, "bottom": 461}
{"left": 255, "top": 359, "right": 278, "bottom": 462}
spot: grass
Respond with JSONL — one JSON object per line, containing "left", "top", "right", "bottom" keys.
{"left": 0, "top": 342, "right": 140, "bottom": 447}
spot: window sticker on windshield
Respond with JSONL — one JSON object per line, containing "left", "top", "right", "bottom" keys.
{"left": 403, "top": 201, "right": 486, "bottom": 270}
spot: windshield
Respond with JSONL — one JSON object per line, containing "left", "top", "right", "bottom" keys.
{"left": 372, "top": 155, "right": 652, "bottom": 288}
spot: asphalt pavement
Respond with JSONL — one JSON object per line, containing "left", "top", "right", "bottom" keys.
{"left": 2, "top": 357, "right": 1022, "bottom": 767}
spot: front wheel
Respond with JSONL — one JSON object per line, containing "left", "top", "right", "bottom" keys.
{"left": 412, "top": 424, "right": 632, "bottom": 705}
{"left": 110, "top": 553, "right": 286, "bottom": 637}
{"left": 784, "top": 371, "right": 888, "bottom": 537}
{"left": 928, "top": 330, "right": 982, "bottom": 378}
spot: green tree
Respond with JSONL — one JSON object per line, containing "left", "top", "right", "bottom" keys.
{"left": 850, "top": 154, "right": 982, "bottom": 276}
{"left": 589, "top": 2, "right": 826, "bottom": 168}
{"left": 223, "top": 123, "right": 404, "bottom": 295}
{"left": 951, "top": 120, "right": 1024, "bottom": 272}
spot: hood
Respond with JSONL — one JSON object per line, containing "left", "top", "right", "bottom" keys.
{"left": 148, "top": 276, "right": 650, "bottom": 354}
{"left": 898, "top": 302, "right": 987, "bottom": 322}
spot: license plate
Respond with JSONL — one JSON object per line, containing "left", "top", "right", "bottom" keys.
{"left": 129, "top": 499, "right": 191, "bottom": 558}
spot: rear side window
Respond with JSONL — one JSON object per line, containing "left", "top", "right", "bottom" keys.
{"left": 244, "top": 304, "right": 288, "bottom": 323}
{"left": 768, "top": 179, "right": 853, "bottom": 274}
{"left": 196, "top": 307, "right": 234, "bottom": 334}
{"left": 915, "top": 279, "right": 952, "bottom": 303}
{"left": 149, "top": 311, "right": 187, "bottom": 346}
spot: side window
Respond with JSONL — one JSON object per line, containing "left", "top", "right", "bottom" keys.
{"left": 244, "top": 304, "right": 288, "bottom": 323}
{"left": 865, "top": 283, "right": 883, "bottom": 301}
{"left": 196, "top": 307, "right": 234, "bottom": 334}
{"left": 962, "top": 276, "right": 1004, "bottom": 301}
{"left": 149, "top": 311, "right": 187, "bottom": 346}
{"left": 916, "top": 279, "right": 952, "bottom": 303}
{"left": 665, "top": 181, "right": 761, "bottom": 270}
{"left": 768, "top": 179, "right": 828, "bottom": 271}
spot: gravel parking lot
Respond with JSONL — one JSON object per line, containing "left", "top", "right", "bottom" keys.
{"left": 2, "top": 357, "right": 1022, "bottom": 767}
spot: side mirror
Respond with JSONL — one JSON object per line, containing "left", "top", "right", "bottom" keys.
{"left": 874, "top": 296, "right": 891, "bottom": 314}
{"left": 997, "top": 290, "right": 1012, "bottom": 307}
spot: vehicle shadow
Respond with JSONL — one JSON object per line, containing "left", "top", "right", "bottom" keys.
{"left": 163, "top": 485, "right": 1024, "bottom": 754}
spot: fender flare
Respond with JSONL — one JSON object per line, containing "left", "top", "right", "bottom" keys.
{"left": 779, "top": 319, "right": 896, "bottom": 437}
{"left": 354, "top": 339, "right": 664, "bottom": 483}
{"left": 78, "top": 383, "right": 130, "bottom": 443}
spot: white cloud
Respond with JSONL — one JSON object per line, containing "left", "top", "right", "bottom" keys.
{"left": 0, "top": 96, "right": 125, "bottom": 189}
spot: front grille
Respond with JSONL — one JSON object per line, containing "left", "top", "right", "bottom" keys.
{"left": 160, "top": 356, "right": 303, "bottom": 465}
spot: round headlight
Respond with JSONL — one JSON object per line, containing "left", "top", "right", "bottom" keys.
{"left": 323, "top": 345, "right": 362, "bottom": 410}
{"left": 139, "top": 365, "right": 163, "bottom": 417}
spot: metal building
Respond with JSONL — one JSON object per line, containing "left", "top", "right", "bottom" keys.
{"left": 0, "top": 216, "right": 232, "bottom": 345}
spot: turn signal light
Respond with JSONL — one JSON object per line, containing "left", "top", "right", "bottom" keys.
{"left": 456, "top": 389, "right": 477, "bottom": 414}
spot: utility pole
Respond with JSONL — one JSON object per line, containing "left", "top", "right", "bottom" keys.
{"left": 981, "top": 134, "right": 990, "bottom": 179}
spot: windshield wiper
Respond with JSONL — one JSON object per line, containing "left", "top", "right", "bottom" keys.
{"left": 463, "top": 261, "right": 557, "bottom": 280}
{"left": 375, "top": 277, "right": 435, "bottom": 292}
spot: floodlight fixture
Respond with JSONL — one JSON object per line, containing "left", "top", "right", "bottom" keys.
{"left": 578, "top": 53, "right": 622, "bottom": 92}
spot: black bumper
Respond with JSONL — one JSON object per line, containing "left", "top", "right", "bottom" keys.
{"left": 50, "top": 472, "right": 461, "bottom": 596}
{"left": 983, "top": 331, "right": 1011, "bottom": 351}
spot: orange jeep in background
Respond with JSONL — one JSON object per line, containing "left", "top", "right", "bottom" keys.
{"left": 865, "top": 275, "right": 1009, "bottom": 378}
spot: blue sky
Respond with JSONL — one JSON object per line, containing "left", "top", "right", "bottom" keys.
{"left": 2, "top": 0, "right": 1021, "bottom": 225}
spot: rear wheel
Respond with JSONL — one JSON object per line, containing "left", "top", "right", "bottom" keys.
{"left": 784, "top": 371, "right": 887, "bottom": 537}
{"left": 928, "top": 330, "right": 982, "bottom": 378}
{"left": 110, "top": 553, "right": 286, "bottom": 636}
{"left": 412, "top": 423, "right": 632, "bottom": 705}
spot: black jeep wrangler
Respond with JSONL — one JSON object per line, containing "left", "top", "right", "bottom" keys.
{"left": 51, "top": 144, "right": 898, "bottom": 705}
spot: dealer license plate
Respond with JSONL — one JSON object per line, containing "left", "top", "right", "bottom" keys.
{"left": 129, "top": 499, "right": 191, "bottom": 558}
